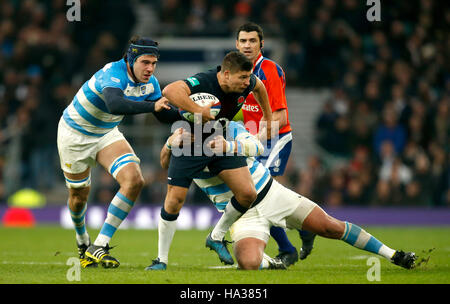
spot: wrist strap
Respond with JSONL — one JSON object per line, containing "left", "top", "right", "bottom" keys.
{"left": 166, "top": 139, "right": 172, "bottom": 150}
{"left": 226, "top": 141, "right": 235, "bottom": 154}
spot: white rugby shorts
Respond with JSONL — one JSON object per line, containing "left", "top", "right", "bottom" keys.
{"left": 57, "top": 118, "right": 126, "bottom": 174}
{"left": 229, "top": 179, "right": 318, "bottom": 243}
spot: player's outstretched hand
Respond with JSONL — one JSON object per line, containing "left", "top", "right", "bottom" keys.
{"left": 154, "top": 97, "right": 171, "bottom": 112}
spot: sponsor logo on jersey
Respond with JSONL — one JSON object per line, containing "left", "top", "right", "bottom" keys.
{"left": 124, "top": 83, "right": 155, "bottom": 97}
{"left": 186, "top": 77, "right": 200, "bottom": 87}
{"left": 242, "top": 104, "right": 260, "bottom": 112}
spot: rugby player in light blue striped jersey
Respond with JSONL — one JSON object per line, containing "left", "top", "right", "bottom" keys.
{"left": 57, "top": 36, "right": 174, "bottom": 268}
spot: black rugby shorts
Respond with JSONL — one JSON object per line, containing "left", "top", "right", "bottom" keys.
{"left": 167, "top": 154, "right": 247, "bottom": 188}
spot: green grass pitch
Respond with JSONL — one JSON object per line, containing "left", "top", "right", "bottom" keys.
{"left": 0, "top": 225, "right": 449, "bottom": 284}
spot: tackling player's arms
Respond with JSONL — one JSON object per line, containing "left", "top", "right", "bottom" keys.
{"left": 207, "top": 133, "right": 264, "bottom": 157}
{"left": 160, "top": 128, "right": 193, "bottom": 169}
{"left": 160, "top": 124, "right": 264, "bottom": 169}
{"left": 103, "top": 87, "right": 169, "bottom": 114}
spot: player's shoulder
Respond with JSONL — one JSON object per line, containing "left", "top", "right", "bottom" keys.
{"left": 101, "top": 59, "right": 127, "bottom": 74}
{"left": 148, "top": 74, "right": 160, "bottom": 85}
{"left": 185, "top": 68, "right": 217, "bottom": 91}
{"left": 96, "top": 59, "right": 128, "bottom": 80}
{"left": 92, "top": 59, "right": 130, "bottom": 90}
{"left": 193, "top": 68, "right": 216, "bottom": 83}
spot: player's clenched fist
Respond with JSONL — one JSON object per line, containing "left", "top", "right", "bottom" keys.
{"left": 207, "top": 135, "right": 228, "bottom": 154}
{"left": 168, "top": 128, "right": 194, "bottom": 148}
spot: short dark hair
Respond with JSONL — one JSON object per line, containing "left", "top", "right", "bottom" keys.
{"left": 221, "top": 51, "right": 253, "bottom": 73}
{"left": 236, "top": 22, "right": 264, "bottom": 45}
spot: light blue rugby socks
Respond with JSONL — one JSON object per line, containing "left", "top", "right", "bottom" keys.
{"left": 68, "top": 201, "right": 90, "bottom": 246}
{"left": 340, "top": 221, "right": 396, "bottom": 260}
{"left": 94, "top": 192, "right": 134, "bottom": 247}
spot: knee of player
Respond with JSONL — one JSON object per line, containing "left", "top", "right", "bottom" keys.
{"left": 164, "top": 197, "right": 184, "bottom": 214}
{"left": 234, "top": 241, "right": 263, "bottom": 270}
{"left": 69, "top": 188, "right": 90, "bottom": 205}
{"left": 119, "top": 171, "right": 145, "bottom": 191}
{"left": 237, "top": 256, "right": 261, "bottom": 270}
{"left": 236, "top": 189, "right": 257, "bottom": 206}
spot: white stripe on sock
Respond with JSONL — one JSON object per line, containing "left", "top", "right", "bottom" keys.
{"left": 105, "top": 213, "right": 123, "bottom": 228}
{"left": 111, "top": 195, "right": 133, "bottom": 213}
{"left": 353, "top": 229, "right": 371, "bottom": 249}
{"left": 95, "top": 193, "right": 135, "bottom": 247}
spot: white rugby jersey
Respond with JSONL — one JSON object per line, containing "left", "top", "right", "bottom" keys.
{"left": 193, "top": 121, "right": 271, "bottom": 211}
{"left": 62, "top": 59, "right": 162, "bottom": 137}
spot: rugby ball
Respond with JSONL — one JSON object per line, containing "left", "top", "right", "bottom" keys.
{"left": 179, "top": 92, "right": 221, "bottom": 122}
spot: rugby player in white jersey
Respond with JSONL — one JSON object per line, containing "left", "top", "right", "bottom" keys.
{"left": 149, "top": 121, "right": 417, "bottom": 270}
{"left": 57, "top": 36, "right": 186, "bottom": 268}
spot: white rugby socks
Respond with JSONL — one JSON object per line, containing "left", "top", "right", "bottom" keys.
{"left": 211, "top": 199, "right": 246, "bottom": 241}
{"left": 157, "top": 208, "right": 179, "bottom": 264}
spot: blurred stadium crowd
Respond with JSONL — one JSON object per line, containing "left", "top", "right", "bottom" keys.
{"left": 0, "top": 0, "right": 448, "bottom": 207}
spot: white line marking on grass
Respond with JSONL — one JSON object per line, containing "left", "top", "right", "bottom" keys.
{"left": 1, "top": 261, "right": 65, "bottom": 265}
{"left": 1, "top": 261, "right": 132, "bottom": 266}
{"left": 349, "top": 255, "right": 372, "bottom": 260}
{"left": 207, "top": 265, "right": 236, "bottom": 269}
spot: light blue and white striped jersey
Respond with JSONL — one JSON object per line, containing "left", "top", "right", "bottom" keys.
{"left": 62, "top": 58, "right": 162, "bottom": 137}
{"left": 193, "top": 121, "right": 271, "bottom": 212}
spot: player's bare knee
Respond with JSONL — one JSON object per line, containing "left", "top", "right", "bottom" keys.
{"left": 238, "top": 256, "right": 261, "bottom": 270}
{"left": 118, "top": 170, "right": 145, "bottom": 193}
{"left": 234, "top": 239, "right": 263, "bottom": 270}
{"left": 164, "top": 196, "right": 185, "bottom": 214}
{"left": 165, "top": 202, "right": 183, "bottom": 214}
{"left": 131, "top": 173, "right": 145, "bottom": 191}
{"left": 164, "top": 185, "right": 188, "bottom": 213}
{"left": 69, "top": 188, "right": 89, "bottom": 207}
{"left": 236, "top": 189, "right": 257, "bottom": 207}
